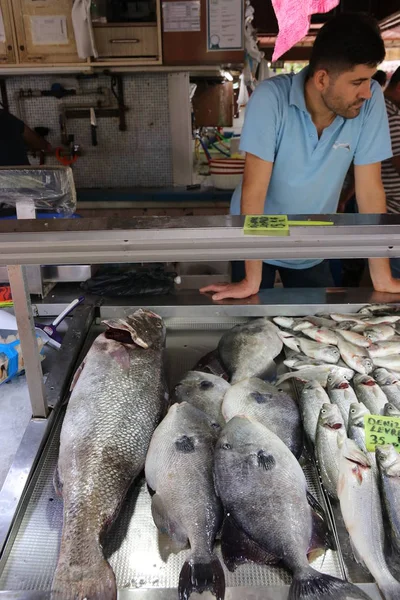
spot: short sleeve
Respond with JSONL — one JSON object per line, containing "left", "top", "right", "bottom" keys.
{"left": 388, "top": 112, "right": 400, "bottom": 157}
{"left": 239, "top": 81, "right": 279, "bottom": 163}
{"left": 353, "top": 82, "right": 393, "bottom": 166}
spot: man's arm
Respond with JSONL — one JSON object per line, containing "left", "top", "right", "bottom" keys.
{"left": 200, "top": 153, "right": 273, "bottom": 301}
{"left": 23, "top": 125, "right": 51, "bottom": 152}
{"left": 391, "top": 155, "right": 400, "bottom": 175}
{"left": 355, "top": 162, "right": 400, "bottom": 293}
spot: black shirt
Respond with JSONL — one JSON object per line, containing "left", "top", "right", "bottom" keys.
{"left": 0, "top": 110, "right": 29, "bottom": 166}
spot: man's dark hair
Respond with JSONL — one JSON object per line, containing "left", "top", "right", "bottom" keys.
{"left": 387, "top": 67, "right": 400, "bottom": 89}
{"left": 309, "top": 14, "right": 385, "bottom": 76}
{"left": 372, "top": 70, "right": 387, "bottom": 87}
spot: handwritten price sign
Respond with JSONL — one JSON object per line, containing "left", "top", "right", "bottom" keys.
{"left": 365, "top": 415, "right": 400, "bottom": 452}
{"left": 243, "top": 215, "right": 289, "bottom": 236}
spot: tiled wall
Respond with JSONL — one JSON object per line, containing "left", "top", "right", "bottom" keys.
{"left": 4, "top": 73, "right": 173, "bottom": 188}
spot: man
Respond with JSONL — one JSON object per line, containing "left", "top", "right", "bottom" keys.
{"left": 201, "top": 14, "right": 400, "bottom": 300}
{"left": 382, "top": 67, "right": 400, "bottom": 266}
{"left": 0, "top": 109, "right": 50, "bottom": 166}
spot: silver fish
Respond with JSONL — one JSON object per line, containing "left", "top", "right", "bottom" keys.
{"left": 327, "top": 372, "right": 358, "bottom": 427}
{"left": 358, "top": 304, "right": 400, "bottom": 316}
{"left": 348, "top": 402, "right": 371, "bottom": 456}
{"left": 330, "top": 313, "right": 366, "bottom": 325}
{"left": 298, "top": 337, "right": 340, "bottom": 364}
{"left": 373, "top": 356, "right": 400, "bottom": 371}
{"left": 384, "top": 403, "right": 400, "bottom": 417}
{"left": 376, "top": 445, "right": 400, "bottom": 566}
{"left": 273, "top": 316, "right": 306, "bottom": 330}
{"left": 353, "top": 374, "right": 388, "bottom": 416}
{"left": 145, "top": 402, "right": 225, "bottom": 600}
{"left": 302, "top": 327, "right": 338, "bottom": 346}
{"left": 337, "top": 338, "right": 373, "bottom": 374}
{"left": 373, "top": 369, "right": 400, "bottom": 410}
{"left": 315, "top": 404, "right": 346, "bottom": 499}
{"left": 338, "top": 439, "right": 400, "bottom": 600}
{"left": 369, "top": 340, "right": 400, "bottom": 358}
{"left": 173, "top": 371, "right": 230, "bottom": 426}
{"left": 293, "top": 315, "right": 338, "bottom": 330}
{"left": 363, "top": 325, "right": 396, "bottom": 343}
{"left": 214, "top": 417, "right": 370, "bottom": 600}
{"left": 222, "top": 378, "right": 302, "bottom": 457}
{"left": 367, "top": 316, "right": 400, "bottom": 325}
{"left": 52, "top": 310, "right": 167, "bottom": 600}
{"left": 299, "top": 379, "right": 330, "bottom": 445}
{"left": 276, "top": 364, "right": 354, "bottom": 387}
{"left": 374, "top": 368, "right": 400, "bottom": 386}
{"left": 336, "top": 328, "right": 371, "bottom": 348}
{"left": 218, "top": 318, "right": 282, "bottom": 383}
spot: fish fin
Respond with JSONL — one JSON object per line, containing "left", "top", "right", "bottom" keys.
{"left": 278, "top": 330, "right": 300, "bottom": 352}
{"left": 103, "top": 318, "right": 149, "bottom": 349}
{"left": 151, "top": 493, "right": 188, "bottom": 546}
{"left": 306, "top": 491, "right": 335, "bottom": 552}
{"left": 52, "top": 464, "right": 63, "bottom": 498}
{"left": 109, "top": 346, "right": 131, "bottom": 371}
{"left": 221, "top": 514, "right": 280, "bottom": 572}
{"left": 349, "top": 537, "right": 368, "bottom": 570}
{"left": 262, "top": 360, "right": 277, "bottom": 383}
{"left": 69, "top": 359, "right": 86, "bottom": 392}
{"left": 52, "top": 549, "right": 116, "bottom": 600}
{"left": 179, "top": 553, "right": 225, "bottom": 600}
{"left": 289, "top": 567, "right": 372, "bottom": 600}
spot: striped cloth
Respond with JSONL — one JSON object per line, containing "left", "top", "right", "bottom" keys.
{"left": 382, "top": 97, "right": 400, "bottom": 214}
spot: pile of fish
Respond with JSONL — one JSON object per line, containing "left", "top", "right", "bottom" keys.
{"left": 51, "top": 303, "right": 400, "bottom": 600}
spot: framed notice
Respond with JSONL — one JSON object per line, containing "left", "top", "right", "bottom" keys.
{"left": 162, "top": 1, "right": 201, "bottom": 32}
{"left": 30, "top": 15, "right": 69, "bottom": 45}
{"left": 207, "top": 0, "right": 243, "bottom": 52}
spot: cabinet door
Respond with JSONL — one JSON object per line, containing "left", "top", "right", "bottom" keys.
{"left": 12, "top": 0, "right": 83, "bottom": 63}
{"left": 0, "top": 0, "right": 16, "bottom": 63}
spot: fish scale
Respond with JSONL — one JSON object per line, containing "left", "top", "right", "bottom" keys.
{"left": 52, "top": 310, "right": 167, "bottom": 600}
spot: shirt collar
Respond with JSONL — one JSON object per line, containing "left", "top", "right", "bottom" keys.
{"left": 289, "top": 67, "right": 309, "bottom": 112}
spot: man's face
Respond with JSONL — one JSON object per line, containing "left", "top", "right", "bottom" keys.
{"left": 320, "top": 64, "right": 377, "bottom": 119}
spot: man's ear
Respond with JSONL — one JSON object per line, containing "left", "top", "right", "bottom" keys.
{"left": 312, "top": 69, "right": 330, "bottom": 92}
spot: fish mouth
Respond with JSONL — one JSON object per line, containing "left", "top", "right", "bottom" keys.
{"left": 335, "top": 382, "right": 349, "bottom": 390}
{"left": 325, "top": 423, "right": 343, "bottom": 430}
{"left": 361, "top": 379, "right": 375, "bottom": 387}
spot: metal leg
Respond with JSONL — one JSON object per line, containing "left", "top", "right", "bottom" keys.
{"left": 7, "top": 265, "right": 48, "bottom": 418}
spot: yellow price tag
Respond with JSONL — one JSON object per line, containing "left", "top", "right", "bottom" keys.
{"left": 364, "top": 414, "right": 400, "bottom": 452}
{"left": 244, "top": 215, "right": 289, "bottom": 236}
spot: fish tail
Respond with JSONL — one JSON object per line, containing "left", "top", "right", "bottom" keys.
{"left": 51, "top": 547, "right": 116, "bottom": 600}
{"left": 178, "top": 552, "right": 225, "bottom": 600}
{"left": 289, "top": 567, "right": 371, "bottom": 600}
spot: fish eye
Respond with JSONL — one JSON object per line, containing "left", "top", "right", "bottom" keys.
{"left": 321, "top": 409, "right": 326, "bottom": 414}
{"left": 211, "top": 422, "right": 221, "bottom": 430}
{"left": 222, "top": 442, "right": 232, "bottom": 450}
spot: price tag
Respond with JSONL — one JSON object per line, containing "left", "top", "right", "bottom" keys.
{"left": 364, "top": 414, "right": 400, "bottom": 452}
{"left": 244, "top": 215, "right": 289, "bottom": 236}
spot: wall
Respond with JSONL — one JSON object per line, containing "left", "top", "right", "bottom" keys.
{"left": 4, "top": 73, "right": 173, "bottom": 188}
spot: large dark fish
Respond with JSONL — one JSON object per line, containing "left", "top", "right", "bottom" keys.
{"left": 52, "top": 309, "right": 167, "bottom": 600}
{"left": 214, "top": 417, "right": 371, "bottom": 600}
{"left": 145, "top": 402, "right": 225, "bottom": 600}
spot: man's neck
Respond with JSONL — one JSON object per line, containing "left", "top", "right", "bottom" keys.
{"left": 304, "top": 78, "right": 335, "bottom": 136}
{"left": 385, "top": 89, "right": 400, "bottom": 110}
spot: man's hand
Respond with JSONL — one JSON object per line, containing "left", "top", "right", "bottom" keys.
{"left": 200, "top": 279, "right": 260, "bottom": 301}
{"left": 373, "top": 276, "right": 400, "bottom": 294}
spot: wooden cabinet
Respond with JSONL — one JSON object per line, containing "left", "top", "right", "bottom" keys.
{"left": 0, "top": 0, "right": 16, "bottom": 63}
{"left": 11, "top": 0, "right": 83, "bottom": 64}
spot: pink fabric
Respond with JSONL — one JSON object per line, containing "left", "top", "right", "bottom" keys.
{"left": 271, "top": 0, "right": 339, "bottom": 61}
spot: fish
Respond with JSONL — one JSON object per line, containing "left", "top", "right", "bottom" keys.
{"left": 347, "top": 402, "right": 371, "bottom": 456}
{"left": 302, "top": 327, "right": 338, "bottom": 345}
{"left": 373, "top": 369, "right": 400, "bottom": 410}
{"left": 369, "top": 340, "right": 400, "bottom": 358}
{"left": 376, "top": 445, "right": 400, "bottom": 570}
{"left": 363, "top": 325, "right": 396, "bottom": 343}
{"left": 273, "top": 316, "right": 307, "bottom": 330}
{"left": 358, "top": 304, "right": 400, "bottom": 316}
{"left": 366, "top": 316, "right": 400, "bottom": 325}
{"left": 384, "top": 403, "right": 400, "bottom": 417}
{"left": 338, "top": 438, "right": 400, "bottom": 600}
{"left": 337, "top": 338, "right": 373, "bottom": 374}
{"left": 298, "top": 338, "right": 340, "bottom": 364}
{"left": 299, "top": 379, "right": 330, "bottom": 445}
{"left": 335, "top": 328, "right": 371, "bottom": 348}
{"left": 373, "top": 356, "right": 400, "bottom": 371}
{"left": 327, "top": 372, "right": 358, "bottom": 428}
{"left": 192, "top": 349, "right": 229, "bottom": 380}
{"left": 222, "top": 377, "right": 302, "bottom": 457}
{"left": 315, "top": 404, "right": 346, "bottom": 499}
{"left": 214, "top": 417, "right": 370, "bottom": 600}
{"left": 173, "top": 371, "right": 230, "bottom": 426}
{"left": 276, "top": 364, "right": 355, "bottom": 387}
{"left": 52, "top": 309, "right": 168, "bottom": 600}
{"left": 299, "top": 315, "right": 339, "bottom": 329}
{"left": 330, "top": 313, "right": 366, "bottom": 325}
{"left": 218, "top": 318, "right": 283, "bottom": 383}
{"left": 145, "top": 402, "right": 225, "bottom": 600}
{"left": 353, "top": 374, "right": 388, "bottom": 416}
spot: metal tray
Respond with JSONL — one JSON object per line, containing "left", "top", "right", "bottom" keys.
{"left": 0, "top": 317, "right": 380, "bottom": 599}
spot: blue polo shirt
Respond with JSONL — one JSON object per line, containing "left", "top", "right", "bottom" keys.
{"left": 231, "top": 67, "right": 393, "bottom": 269}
